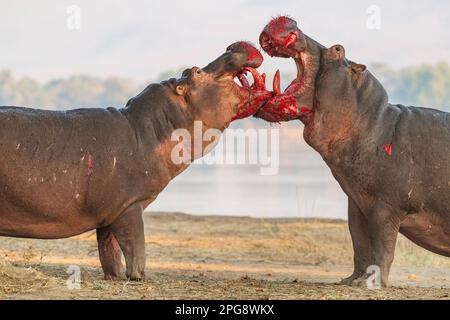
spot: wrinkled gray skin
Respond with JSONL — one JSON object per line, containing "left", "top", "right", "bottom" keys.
{"left": 0, "top": 42, "right": 270, "bottom": 281}
{"left": 308, "top": 45, "right": 450, "bottom": 287}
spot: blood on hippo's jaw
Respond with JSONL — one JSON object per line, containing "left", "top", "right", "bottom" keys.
{"left": 231, "top": 66, "right": 273, "bottom": 121}
{"left": 254, "top": 68, "right": 313, "bottom": 123}
{"left": 254, "top": 16, "right": 323, "bottom": 123}
{"left": 214, "top": 41, "right": 272, "bottom": 121}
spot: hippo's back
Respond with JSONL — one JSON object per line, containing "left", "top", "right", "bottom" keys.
{"left": 0, "top": 106, "right": 134, "bottom": 182}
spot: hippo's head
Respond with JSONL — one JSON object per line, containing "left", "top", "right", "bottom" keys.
{"left": 165, "top": 41, "right": 271, "bottom": 130}
{"left": 306, "top": 44, "right": 388, "bottom": 145}
{"left": 316, "top": 45, "right": 366, "bottom": 103}
{"left": 316, "top": 44, "right": 385, "bottom": 109}
{"left": 255, "top": 16, "right": 323, "bottom": 123}
{"left": 259, "top": 16, "right": 307, "bottom": 58}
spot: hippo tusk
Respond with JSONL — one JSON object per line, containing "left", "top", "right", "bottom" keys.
{"left": 244, "top": 67, "right": 265, "bottom": 89}
{"left": 273, "top": 70, "right": 281, "bottom": 95}
{"left": 237, "top": 73, "right": 250, "bottom": 88}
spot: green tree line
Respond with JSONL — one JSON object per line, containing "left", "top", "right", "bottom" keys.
{"left": 370, "top": 62, "right": 450, "bottom": 110}
{"left": 0, "top": 62, "right": 448, "bottom": 111}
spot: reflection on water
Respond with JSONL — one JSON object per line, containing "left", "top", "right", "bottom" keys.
{"left": 150, "top": 135, "right": 348, "bottom": 219}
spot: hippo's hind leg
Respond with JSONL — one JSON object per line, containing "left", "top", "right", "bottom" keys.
{"left": 96, "top": 227, "right": 125, "bottom": 280}
{"left": 340, "top": 198, "right": 374, "bottom": 286}
{"left": 108, "top": 202, "right": 146, "bottom": 281}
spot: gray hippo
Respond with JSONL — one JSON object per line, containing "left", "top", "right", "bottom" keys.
{"left": 0, "top": 41, "right": 271, "bottom": 280}
{"left": 256, "top": 16, "right": 449, "bottom": 287}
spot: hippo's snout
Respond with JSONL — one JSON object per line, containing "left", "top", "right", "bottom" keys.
{"left": 203, "top": 41, "right": 264, "bottom": 79}
{"left": 226, "top": 41, "right": 264, "bottom": 69}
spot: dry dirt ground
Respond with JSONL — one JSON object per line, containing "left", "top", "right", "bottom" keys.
{"left": 0, "top": 212, "right": 449, "bottom": 299}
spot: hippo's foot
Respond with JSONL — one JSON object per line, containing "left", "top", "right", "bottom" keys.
{"left": 103, "top": 273, "right": 126, "bottom": 281}
{"left": 126, "top": 269, "right": 146, "bottom": 282}
{"left": 339, "top": 271, "right": 371, "bottom": 287}
{"left": 340, "top": 276, "right": 369, "bottom": 287}
{"left": 340, "top": 273, "right": 388, "bottom": 288}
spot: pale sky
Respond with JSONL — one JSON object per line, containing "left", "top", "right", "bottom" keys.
{"left": 0, "top": 0, "right": 448, "bottom": 82}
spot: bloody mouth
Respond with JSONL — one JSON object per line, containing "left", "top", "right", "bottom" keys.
{"left": 230, "top": 66, "right": 272, "bottom": 121}
{"left": 245, "top": 37, "right": 307, "bottom": 101}
{"left": 253, "top": 53, "right": 311, "bottom": 122}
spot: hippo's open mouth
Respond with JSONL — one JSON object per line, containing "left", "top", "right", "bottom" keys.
{"left": 230, "top": 66, "right": 272, "bottom": 120}
{"left": 254, "top": 39, "right": 308, "bottom": 122}
{"left": 258, "top": 26, "right": 307, "bottom": 98}
{"left": 217, "top": 65, "right": 266, "bottom": 93}
{"left": 233, "top": 66, "right": 268, "bottom": 103}
{"left": 271, "top": 55, "right": 306, "bottom": 102}
{"left": 235, "top": 67, "right": 265, "bottom": 90}
{"left": 253, "top": 16, "right": 321, "bottom": 123}
{"left": 207, "top": 41, "right": 272, "bottom": 121}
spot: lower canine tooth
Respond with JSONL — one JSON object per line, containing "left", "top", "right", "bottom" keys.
{"left": 273, "top": 70, "right": 281, "bottom": 95}
{"left": 244, "top": 67, "right": 264, "bottom": 88}
{"left": 238, "top": 74, "right": 249, "bottom": 87}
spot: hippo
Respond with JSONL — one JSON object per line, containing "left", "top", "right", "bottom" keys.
{"left": 0, "top": 41, "right": 271, "bottom": 280}
{"left": 256, "top": 16, "right": 450, "bottom": 287}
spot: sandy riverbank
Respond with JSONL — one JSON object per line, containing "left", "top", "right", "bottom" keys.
{"left": 1, "top": 212, "right": 449, "bottom": 299}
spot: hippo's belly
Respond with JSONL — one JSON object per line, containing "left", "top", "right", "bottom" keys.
{"left": 0, "top": 215, "right": 98, "bottom": 239}
{"left": 400, "top": 211, "right": 450, "bottom": 257}
{"left": 0, "top": 201, "right": 100, "bottom": 239}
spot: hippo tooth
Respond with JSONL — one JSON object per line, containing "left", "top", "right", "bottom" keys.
{"left": 237, "top": 73, "right": 250, "bottom": 88}
{"left": 273, "top": 70, "right": 281, "bottom": 95}
{"left": 244, "top": 67, "right": 264, "bottom": 89}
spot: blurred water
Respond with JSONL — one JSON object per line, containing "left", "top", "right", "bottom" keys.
{"left": 149, "top": 136, "right": 348, "bottom": 219}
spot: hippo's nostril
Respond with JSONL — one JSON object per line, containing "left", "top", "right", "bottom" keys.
{"left": 259, "top": 33, "right": 273, "bottom": 48}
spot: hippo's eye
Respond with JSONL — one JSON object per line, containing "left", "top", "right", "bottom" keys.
{"left": 335, "top": 47, "right": 340, "bottom": 52}
{"left": 196, "top": 69, "right": 202, "bottom": 74}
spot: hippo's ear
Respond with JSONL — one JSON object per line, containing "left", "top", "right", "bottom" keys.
{"left": 175, "top": 84, "right": 186, "bottom": 96}
{"left": 350, "top": 62, "right": 366, "bottom": 74}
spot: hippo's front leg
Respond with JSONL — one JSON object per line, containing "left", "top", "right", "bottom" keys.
{"left": 342, "top": 201, "right": 402, "bottom": 287}
{"left": 107, "top": 202, "right": 146, "bottom": 281}
{"left": 341, "top": 198, "right": 373, "bottom": 286}
{"left": 366, "top": 203, "right": 403, "bottom": 287}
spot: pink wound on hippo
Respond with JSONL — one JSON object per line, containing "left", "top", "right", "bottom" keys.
{"left": 86, "top": 154, "right": 94, "bottom": 176}
{"left": 383, "top": 144, "right": 392, "bottom": 156}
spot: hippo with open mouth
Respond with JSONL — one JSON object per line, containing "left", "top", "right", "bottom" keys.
{"left": 0, "top": 41, "right": 271, "bottom": 280}
{"left": 257, "top": 16, "right": 450, "bottom": 287}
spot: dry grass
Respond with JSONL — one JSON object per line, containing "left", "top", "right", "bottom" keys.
{"left": 0, "top": 212, "right": 449, "bottom": 299}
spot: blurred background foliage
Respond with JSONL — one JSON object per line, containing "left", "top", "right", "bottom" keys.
{"left": 0, "top": 62, "right": 448, "bottom": 111}
{"left": 370, "top": 62, "right": 450, "bottom": 109}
